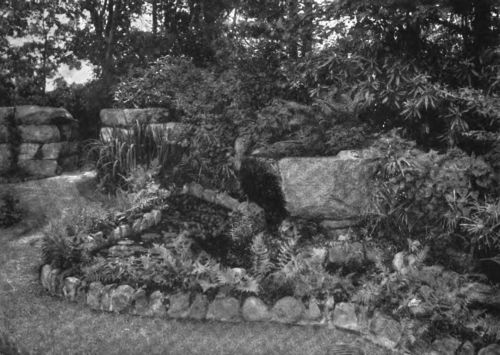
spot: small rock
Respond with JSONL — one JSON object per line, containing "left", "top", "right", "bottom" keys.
{"left": 117, "top": 239, "right": 134, "bottom": 246}
{"left": 206, "top": 296, "right": 241, "bottom": 322}
{"left": 431, "top": 337, "right": 461, "bottom": 355}
{"left": 40, "top": 264, "right": 52, "bottom": 291}
{"left": 479, "top": 344, "right": 500, "bottom": 355}
{"left": 87, "top": 282, "right": 104, "bottom": 310}
{"left": 215, "top": 193, "right": 240, "bottom": 211}
{"left": 369, "top": 312, "right": 403, "bottom": 349}
{"left": 242, "top": 297, "right": 271, "bottom": 322}
{"left": 147, "top": 291, "right": 167, "bottom": 317}
{"left": 62, "top": 277, "right": 81, "bottom": 302}
{"left": 458, "top": 341, "right": 475, "bottom": 355}
{"left": 132, "top": 289, "right": 149, "bottom": 315}
{"left": 202, "top": 189, "right": 217, "bottom": 203}
{"left": 48, "top": 268, "right": 62, "bottom": 295}
{"left": 333, "top": 303, "right": 360, "bottom": 332}
{"left": 100, "top": 284, "right": 116, "bottom": 312}
{"left": 303, "top": 298, "right": 322, "bottom": 321}
{"left": 111, "top": 224, "right": 132, "bottom": 240}
{"left": 392, "top": 252, "right": 406, "bottom": 273}
{"left": 271, "top": 296, "right": 305, "bottom": 323}
{"left": 167, "top": 292, "right": 191, "bottom": 318}
{"left": 110, "top": 285, "right": 135, "bottom": 313}
{"left": 188, "top": 293, "right": 209, "bottom": 320}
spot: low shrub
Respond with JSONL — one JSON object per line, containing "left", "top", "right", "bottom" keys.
{"left": 0, "top": 193, "right": 22, "bottom": 228}
{"left": 362, "top": 133, "right": 497, "bottom": 267}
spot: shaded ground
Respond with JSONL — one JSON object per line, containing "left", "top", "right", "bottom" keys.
{"left": 0, "top": 174, "right": 392, "bottom": 355}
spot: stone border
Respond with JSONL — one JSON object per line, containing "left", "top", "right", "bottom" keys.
{"left": 39, "top": 193, "right": 402, "bottom": 353}
{"left": 39, "top": 262, "right": 402, "bottom": 353}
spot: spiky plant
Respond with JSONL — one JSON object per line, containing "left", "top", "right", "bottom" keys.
{"left": 86, "top": 121, "right": 186, "bottom": 193}
{"left": 460, "top": 199, "right": 500, "bottom": 255}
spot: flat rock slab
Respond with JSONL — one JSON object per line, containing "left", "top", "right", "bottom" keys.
{"left": 18, "top": 125, "right": 61, "bottom": 143}
{"left": 15, "top": 106, "right": 74, "bottom": 125}
{"left": 100, "top": 108, "right": 171, "bottom": 127}
{"left": 17, "top": 160, "right": 58, "bottom": 177}
{"left": 278, "top": 155, "right": 380, "bottom": 219}
{"left": 99, "top": 123, "right": 190, "bottom": 143}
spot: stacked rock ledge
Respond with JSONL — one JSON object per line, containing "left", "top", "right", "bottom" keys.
{"left": 0, "top": 105, "right": 80, "bottom": 178}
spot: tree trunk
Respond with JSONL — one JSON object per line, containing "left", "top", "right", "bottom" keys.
{"left": 102, "top": 0, "right": 115, "bottom": 86}
{"left": 287, "top": 0, "right": 298, "bottom": 59}
{"left": 300, "top": 0, "right": 313, "bottom": 57}
{"left": 152, "top": 0, "right": 158, "bottom": 35}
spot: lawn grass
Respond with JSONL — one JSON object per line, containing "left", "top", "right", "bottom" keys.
{"left": 0, "top": 177, "right": 392, "bottom": 355}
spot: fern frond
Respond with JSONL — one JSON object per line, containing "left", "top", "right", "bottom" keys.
{"left": 236, "top": 275, "right": 260, "bottom": 294}
{"left": 275, "top": 238, "right": 297, "bottom": 271}
{"left": 250, "top": 232, "right": 272, "bottom": 278}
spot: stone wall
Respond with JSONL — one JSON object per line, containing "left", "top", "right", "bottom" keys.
{"left": 0, "top": 106, "right": 79, "bottom": 178}
{"left": 100, "top": 108, "right": 190, "bottom": 144}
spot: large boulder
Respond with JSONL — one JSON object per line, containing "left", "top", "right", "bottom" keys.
{"left": 18, "top": 125, "right": 60, "bottom": 143}
{"left": 0, "top": 107, "right": 14, "bottom": 125}
{"left": 41, "top": 143, "right": 63, "bottom": 160}
{"left": 278, "top": 154, "right": 380, "bottom": 219}
{"left": 18, "top": 143, "right": 40, "bottom": 160}
{"left": 18, "top": 160, "right": 58, "bottom": 177}
{"left": 240, "top": 149, "right": 381, "bottom": 220}
{"left": 100, "top": 108, "right": 171, "bottom": 127}
{"left": 15, "top": 106, "right": 74, "bottom": 125}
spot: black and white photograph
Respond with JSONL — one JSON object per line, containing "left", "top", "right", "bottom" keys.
{"left": 1, "top": 1, "right": 499, "bottom": 354}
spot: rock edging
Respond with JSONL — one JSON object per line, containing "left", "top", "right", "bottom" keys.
{"left": 39, "top": 263, "right": 406, "bottom": 353}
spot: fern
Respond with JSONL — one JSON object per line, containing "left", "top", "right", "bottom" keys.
{"left": 275, "top": 237, "right": 297, "bottom": 271}
{"left": 352, "top": 281, "right": 382, "bottom": 305}
{"left": 250, "top": 232, "right": 272, "bottom": 278}
{"left": 81, "top": 257, "right": 125, "bottom": 284}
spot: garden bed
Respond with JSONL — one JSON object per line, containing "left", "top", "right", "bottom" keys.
{"left": 39, "top": 180, "right": 500, "bottom": 354}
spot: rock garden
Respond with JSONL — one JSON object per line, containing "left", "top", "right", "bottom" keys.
{"left": 36, "top": 109, "right": 500, "bottom": 354}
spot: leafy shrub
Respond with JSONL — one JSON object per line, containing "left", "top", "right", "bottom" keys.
{"left": 0, "top": 193, "right": 22, "bottom": 228}
{"left": 363, "top": 133, "right": 497, "bottom": 265}
{"left": 460, "top": 199, "right": 500, "bottom": 257}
